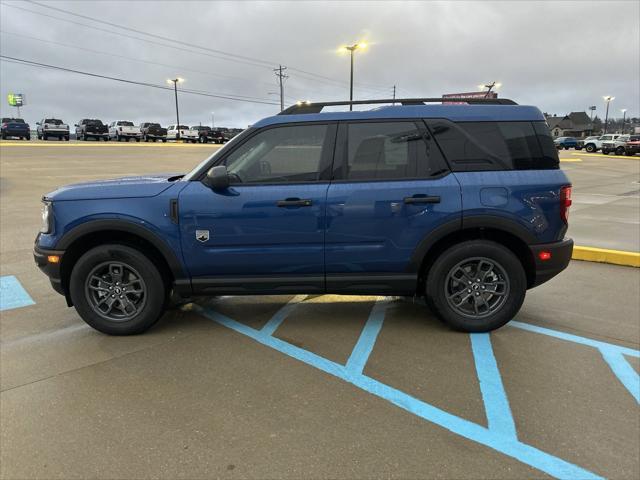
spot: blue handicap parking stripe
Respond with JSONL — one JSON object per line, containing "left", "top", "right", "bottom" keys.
{"left": 0, "top": 275, "right": 35, "bottom": 311}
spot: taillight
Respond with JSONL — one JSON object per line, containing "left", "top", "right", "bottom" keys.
{"left": 560, "top": 185, "right": 572, "bottom": 223}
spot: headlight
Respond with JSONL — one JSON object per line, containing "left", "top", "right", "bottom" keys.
{"left": 40, "top": 201, "right": 52, "bottom": 234}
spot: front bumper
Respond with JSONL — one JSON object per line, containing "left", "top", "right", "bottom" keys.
{"left": 529, "top": 238, "right": 573, "bottom": 288}
{"left": 34, "top": 241, "right": 66, "bottom": 296}
{"left": 625, "top": 145, "right": 640, "bottom": 155}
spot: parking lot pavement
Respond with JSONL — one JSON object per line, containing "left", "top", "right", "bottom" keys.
{"left": 1, "top": 142, "right": 639, "bottom": 479}
{"left": 558, "top": 150, "right": 640, "bottom": 252}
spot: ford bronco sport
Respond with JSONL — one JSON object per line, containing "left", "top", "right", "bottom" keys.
{"left": 34, "top": 98, "right": 573, "bottom": 335}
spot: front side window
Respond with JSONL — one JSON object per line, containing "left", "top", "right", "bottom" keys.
{"left": 338, "top": 121, "right": 447, "bottom": 180}
{"left": 223, "top": 124, "right": 329, "bottom": 184}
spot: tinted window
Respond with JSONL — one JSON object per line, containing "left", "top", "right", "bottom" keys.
{"left": 45, "top": 119, "right": 63, "bottom": 124}
{"left": 425, "top": 119, "right": 558, "bottom": 171}
{"left": 87, "top": 120, "right": 103, "bottom": 126}
{"left": 338, "top": 121, "right": 448, "bottom": 180}
{"left": 223, "top": 124, "right": 328, "bottom": 184}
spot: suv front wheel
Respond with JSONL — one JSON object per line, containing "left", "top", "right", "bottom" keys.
{"left": 69, "top": 244, "right": 167, "bottom": 335}
{"left": 426, "top": 240, "right": 526, "bottom": 332}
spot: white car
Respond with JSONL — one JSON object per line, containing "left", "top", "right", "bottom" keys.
{"left": 167, "top": 124, "right": 198, "bottom": 142}
{"left": 582, "top": 134, "right": 622, "bottom": 153}
{"left": 109, "top": 121, "right": 141, "bottom": 142}
{"left": 36, "top": 118, "right": 70, "bottom": 141}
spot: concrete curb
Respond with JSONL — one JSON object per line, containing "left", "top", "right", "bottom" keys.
{"left": 573, "top": 246, "right": 640, "bottom": 268}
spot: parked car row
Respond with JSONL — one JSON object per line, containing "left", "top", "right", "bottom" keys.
{"left": 554, "top": 133, "right": 640, "bottom": 155}
{"left": 1, "top": 117, "right": 242, "bottom": 143}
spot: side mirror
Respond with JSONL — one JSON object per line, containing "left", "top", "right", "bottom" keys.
{"left": 205, "top": 165, "right": 230, "bottom": 190}
{"left": 74, "top": 124, "right": 79, "bottom": 127}
{"left": 36, "top": 122, "right": 41, "bottom": 125}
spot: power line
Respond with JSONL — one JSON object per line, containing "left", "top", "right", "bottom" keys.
{"left": 0, "top": 55, "right": 280, "bottom": 106}
{"left": 3, "top": 0, "right": 392, "bottom": 93}
{"left": 0, "top": 29, "right": 291, "bottom": 101}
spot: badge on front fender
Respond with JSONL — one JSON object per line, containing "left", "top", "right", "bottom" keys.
{"left": 195, "top": 230, "right": 209, "bottom": 242}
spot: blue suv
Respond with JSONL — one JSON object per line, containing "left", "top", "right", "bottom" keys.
{"left": 34, "top": 98, "right": 573, "bottom": 335}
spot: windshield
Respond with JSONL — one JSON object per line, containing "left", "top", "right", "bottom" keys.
{"left": 182, "top": 128, "right": 250, "bottom": 181}
{"left": 9, "top": 118, "right": 25, "bottom": 123}
{"left": 87, "top": 119, "right": 103, "bottom": 126}
{"left": 45, "top": 119, "right": 63, "bottom": 124}
{"left": 117, "top": 121, "right": 134, "bottom": 126}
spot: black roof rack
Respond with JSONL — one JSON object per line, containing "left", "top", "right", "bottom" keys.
{"left": 279, "top": 97, "right": 518, "bottom": 115}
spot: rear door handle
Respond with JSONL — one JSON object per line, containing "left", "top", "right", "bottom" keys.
{"left": 276, "top": 198, "right": 313, "bottom": 207}
{"left": 403, "top": 195, "right": 441, "bottom": 204}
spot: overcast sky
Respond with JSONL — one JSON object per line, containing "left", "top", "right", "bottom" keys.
{"left": 1, "top": 0, "right": 638, "bottom": 128}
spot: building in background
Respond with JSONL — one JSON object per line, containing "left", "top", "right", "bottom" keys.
{"left": 545, "top": 112, "right": 594, "bottom": 137}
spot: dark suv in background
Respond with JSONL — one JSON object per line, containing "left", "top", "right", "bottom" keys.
{"left": 1, "top": 118, "right": 30, "bottom": 140}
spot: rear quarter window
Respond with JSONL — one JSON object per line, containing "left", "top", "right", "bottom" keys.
{"left": 425, "top": 119, "right": 559, "bottom": 171}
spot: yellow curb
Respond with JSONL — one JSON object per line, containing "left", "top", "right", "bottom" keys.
{"left": 573, "top": 246, "right": 640, "bottom": 267}
{"left": 560, "top": 158, "right": 582, "bottom": 162}
{"left": 570, "top": 152, "right": 640, "bottom": 159}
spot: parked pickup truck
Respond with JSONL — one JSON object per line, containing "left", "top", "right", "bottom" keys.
{"left": 602, "top": 134, "right": 640, "bottom": 155}
{"left": 140, "top": 122, "right": 167, "bottom": 142}
{"left": 554, "top": 137, "right": 578, "bottom": 149}
{"left": 624, "top": 139, "right": 640, "bottom": 156}
{"left": 37, "top": 118, "right": 70, "bottom": 141}
{"left": 109, "top": 121, "right": 141, "bottom": 142}
{"left": 1, "top": 117, "right": 30, "bottom": 140}
{"left": 582, "top": 133, "right": 622, "bottom": 153}
{"left": 190, "top": 126, "right": 214, "bottom": 143}
{"left": 209, "top": 128, "right": 228, "bottom": 144}
{"left": 75, "top": 119, "right": 109, "bottom": 141}
{"left": 167, "top": 124, "right": 198, "bottom": 142}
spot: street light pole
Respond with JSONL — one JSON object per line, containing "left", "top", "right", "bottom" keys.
{"left": 603, "top": 96, "right": 614, "bottom": 134}
{"left": 167, "top": 77, "right": 184, "bottom": 139}
{"left": 621, "top": 109, "right": 627, "bottom": 134}
{"left": 343, "top": 43, "right": 367, "bottom": 111}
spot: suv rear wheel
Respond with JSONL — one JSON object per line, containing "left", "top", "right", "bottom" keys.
{"left": 69, "top": 244, "right": 167, "bottom": 335}
{"left": 425, "top": 240, "right": 526, "bottom": 332}
{"left": 585, "top": 143, "right": 596, "bottom": 152}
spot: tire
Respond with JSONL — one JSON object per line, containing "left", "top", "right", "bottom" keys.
{"left": 1, "top": 133, "right": 6, "bottom": 140}
{"left": 602, "top": 150, "right": 609, "bottom": 155}
{"left": 585, "top": 144, "right": 596, "bottom": 153}
{"left": 65, "top": 136, "right": 69, "bottom": 141}
{"left": 69, "top": 244, "right": 167, "bottom": 335}
{"left": 117, "top": 135, "right": 121, "bottom": 142}
{"left": 135, "top": 138, "right": 140, "bottom": 142}
{"left": 615, "top": 146, "right": 625, "bottom": 155}
{"left": 25, "top": 135, "right": 30, "bottom": 140}
{"left": 162, "top": 139, "right": 167, "bottom": 143}
{"left": 83, "top": 134, "right": 88, "bottom": 141}
{"left": 144, "top": 135, "right": 149, "bottom": 142}
{"left": 425, "top": 240, "right": 526, "bottom": 332}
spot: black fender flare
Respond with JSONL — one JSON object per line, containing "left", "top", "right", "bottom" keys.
{"left": 56, "top": 219, "right": 187, "bottom": 281}
{"left": 406, "top": 215, "right": 537, "bottom": 273}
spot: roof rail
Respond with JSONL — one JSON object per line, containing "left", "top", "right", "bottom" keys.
{"left": 279, "top": 97, "right": 518, "bottom": 115}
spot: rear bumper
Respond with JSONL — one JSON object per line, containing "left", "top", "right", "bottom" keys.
{"left": 42, "top": 129, "right": 69, "bottom": 136}
{"left": 529, "top": 238, "right": 573, "bottom": 288}
{"left": 33, "top": 242, "right": 66, "bottom": 296}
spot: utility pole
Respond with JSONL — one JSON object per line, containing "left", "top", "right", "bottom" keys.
{"left": 167, "top": 77, "right": 184, "bottom": 139}
{"left": 274, "top": 65, "right": 288, "bottom": 112}
{"left": 392, "top": 85, "right": 396, "bottom": 104}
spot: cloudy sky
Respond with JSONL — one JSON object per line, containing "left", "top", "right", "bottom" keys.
{"left": 1, "top": 0, "right": 638, "bottom": 128}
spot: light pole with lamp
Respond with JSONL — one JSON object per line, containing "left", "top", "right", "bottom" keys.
{"left": 341, "top": 42, "right": 367, "bottom": 111}
{"left": 167, "top": 77, "right": 184, "bottom": 139}
{"left": 603, "top": 95, "right": 614, "bottom": 134}
{"left": 621, "top": 109, "right": 627, "bottom": 134}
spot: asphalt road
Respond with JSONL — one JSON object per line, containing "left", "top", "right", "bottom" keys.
{"left": 1, "top": 141, "right": 639, "bottom": 479}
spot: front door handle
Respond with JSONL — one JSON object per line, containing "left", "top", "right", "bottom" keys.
{"left": 403, "top": 195, "right": 441, "bottom": 204}
{"left": 276, "top": 198, "right": 313, "bottom": 207}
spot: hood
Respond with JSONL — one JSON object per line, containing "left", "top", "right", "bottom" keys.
{"left": 46, "top": 173, "right": 183, "bottom": 201}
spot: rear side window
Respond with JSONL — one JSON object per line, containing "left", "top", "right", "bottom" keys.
{"left": 425, "top": 119, "right": 558, "bottom": 171}
{"left": 336, "top": 121, "right": 448, "bottom": 181}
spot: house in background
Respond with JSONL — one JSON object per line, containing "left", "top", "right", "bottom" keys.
{"left": 545, "top": 112, "right": 594, "bottom": 138}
